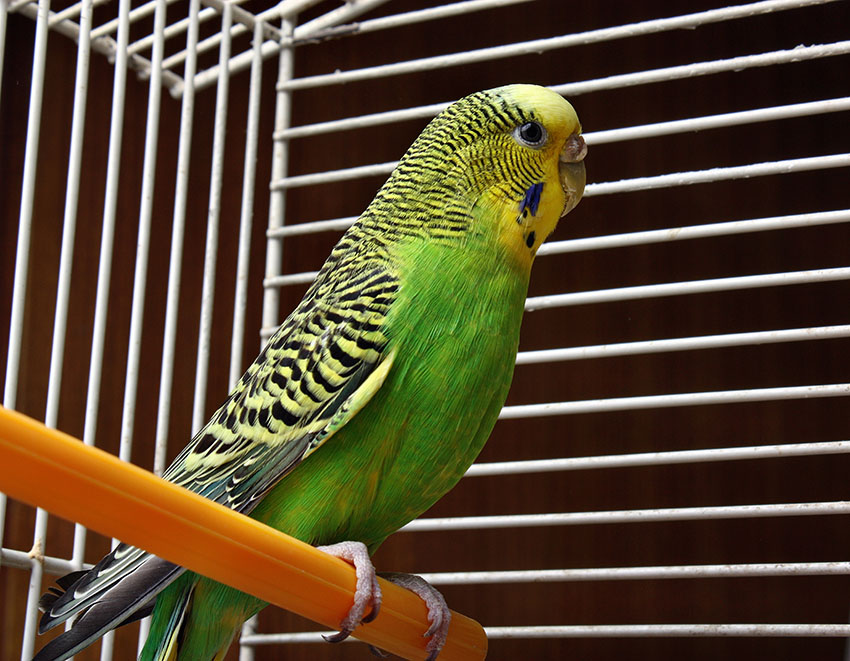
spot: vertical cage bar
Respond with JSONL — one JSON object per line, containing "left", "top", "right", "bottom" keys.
{"left": 237, "top": 20, "right": 264, "bottom": 661}
{"left": 191, "top": 1, "right": 232, "bottom": 432}
{"left": 228, "top": 18, "right": 265, "bottom": 390}
{"left": 118, "top": 0, "right": 167, "bottom": 464}
{"left": 0, "top": 0, "right": 7, "bottom": 106}
{"left": 102, "top": 1, "right": 168, "bottom": 656}
{"left": 20, "top": 507, "right": 49, "bottom": 660}
{"left": 0, "top": 0, "right": 24, "bottom": 575}
{"left": 239, "top": 615, "right": 258, "bottom": 661}
{"left": 136, "top": 619, "right": 151, "bottom": 657}
{"left": 153, "top": 0, "right": 201, "bottom": 477}
{"left": 14, "top": 0, "right": 52, "bottom": 657}
{"left": 261, "top": 17, "right": 295, "bottom": 340}
{"left": 238, "top": 16, "right": 296, "bottom": 655}
{"left": 45, "top": 0, "right": 92, "bottom": 432}
{"left": 72, "top": 0, "right": 132, "bottom": 571}
{"left": 3, "top": 0, "right": 51, "bottom": 412}
{"left": 44, "top": 0, "right": 93, "bottom": 645}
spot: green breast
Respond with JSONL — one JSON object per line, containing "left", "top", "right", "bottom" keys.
{"left": 252, "top": 234, "right": 530, "bottom": 550}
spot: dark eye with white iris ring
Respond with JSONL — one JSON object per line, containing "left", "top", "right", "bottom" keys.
{"left": 513, "top": 121, "right": 547, "bottom": 148}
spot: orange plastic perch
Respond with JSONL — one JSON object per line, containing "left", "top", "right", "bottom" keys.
{"left": 0, "top": 405, "right": 487, "bottom": 660}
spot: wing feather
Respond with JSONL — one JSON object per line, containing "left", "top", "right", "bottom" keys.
{"left": 37, "top": 259, "right": 399, "bottom": 658}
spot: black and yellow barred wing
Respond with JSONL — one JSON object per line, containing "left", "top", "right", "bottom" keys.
{"left": 37, "top": 254, "right": 399, "bottom": 642}
{"left": 166, "top": 257, "right": 399, "bottom": 513}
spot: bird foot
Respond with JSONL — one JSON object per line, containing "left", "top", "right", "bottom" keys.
{"left": 317, "top": 541, "right": 382, "bottom": 643}
{"left": 315, "top": 544, "right": 450, "bottom": 659}
{"left": 379, "top": 572, "right": 451, "bottom": 661}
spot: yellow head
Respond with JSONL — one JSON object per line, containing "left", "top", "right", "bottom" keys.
{"left": 483, "top": 84, "right": 587, "bottom": 259}
{"left": 364, "top": 84, "right": 585, "bottom": 269}
{"left": 376, "top": 84, "right": 586, "bottom": 265}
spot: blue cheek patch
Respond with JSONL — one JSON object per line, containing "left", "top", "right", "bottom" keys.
{"left": 519, "top": 182, "right": 544, "bottom": 218}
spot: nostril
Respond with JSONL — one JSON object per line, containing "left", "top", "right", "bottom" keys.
{"left": 561, "top": 134, "right": 587, "bottom": 163}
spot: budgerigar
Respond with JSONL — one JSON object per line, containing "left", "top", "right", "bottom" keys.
{"left": 34, "top": 84, "right": 586, "bottom": 661}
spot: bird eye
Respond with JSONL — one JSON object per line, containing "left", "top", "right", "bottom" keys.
{"left": 513, "top": 121, "right": 547, "bottom": 148}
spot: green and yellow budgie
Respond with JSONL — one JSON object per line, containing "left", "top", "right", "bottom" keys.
{"left": 34, "top": 84, "right": 586, "bottom": 660}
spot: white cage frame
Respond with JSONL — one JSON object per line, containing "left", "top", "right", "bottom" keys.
{"left": 1, "top": 0, "right": 850, "bottom": 659}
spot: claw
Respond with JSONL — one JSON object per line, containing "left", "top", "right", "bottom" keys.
{"left": 317, "top": 541, "right": 382, "bottom": 644}
{"left": 361, "top": 601, "right": 380, "bottom": 624}
{"left": 379, "top": 572, "right": 451, "bottom": 660}
{"left": 322, "top": 629, "right": 351, "bottom": 644}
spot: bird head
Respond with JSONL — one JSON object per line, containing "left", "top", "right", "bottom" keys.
{"left": 496, "top": 83, "right": 587, "bottom": 220}
{"left": 383, "top": 84, "right": 586, "bottom": 265}
{"left": 470, "top": 84, "right": 586, "bottom": 261}
{"left": 364, "top": 84, "right": 585, "bottom": 269}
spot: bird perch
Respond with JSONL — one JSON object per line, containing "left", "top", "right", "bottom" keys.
{"left": 0, "top": 405, "right": 487, "bottom": 660}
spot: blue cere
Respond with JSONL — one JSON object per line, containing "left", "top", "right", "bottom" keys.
{"left": 520, "top": 182, "right": 544, "bottom": 217}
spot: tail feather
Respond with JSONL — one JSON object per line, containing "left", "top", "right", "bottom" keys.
{"left": 142, "top": 581, "right": 195, "bottom": 661}
{"left": 37, "top": 570, "right": 89, "bottom": 614}
{"left": 39, "top": 543, "right": 150, "bottom": 633}
{"left": 33, "top": 558, "right": 184, "bottom": 661}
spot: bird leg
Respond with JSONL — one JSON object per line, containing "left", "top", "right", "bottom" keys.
{"left": 379, "top": 572, "right": 451, "bottom": 661}
{"left": 316, "top": 543, "right": 450, "bottom": 659}
{"left": 317, "top": 541, "right": 382, "bottom": 643}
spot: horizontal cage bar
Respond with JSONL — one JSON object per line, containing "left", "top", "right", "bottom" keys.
{"left": 418, "top": 561, "right": 850, "bottom": 585}
{"left": 465, "top": 440, "right": 850, "bottom": 477}
{"left": 402, "top": 501, "right": 850, "bottom": 532}
{"left": 240, "top": 623, "right": 850, "bottom": 645}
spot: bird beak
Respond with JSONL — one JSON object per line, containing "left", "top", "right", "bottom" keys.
{"left": 558, "top": 133, "right": 587, "bottom": 217}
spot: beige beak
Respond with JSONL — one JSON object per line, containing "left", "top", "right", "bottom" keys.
{"left": 558, "top": 133, "right": 587, "bottom": 217}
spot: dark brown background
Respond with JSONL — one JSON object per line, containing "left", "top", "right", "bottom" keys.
{"left": 2, "top": 0, "right": 850, "bottom": 659}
